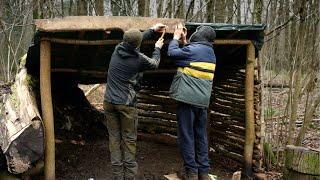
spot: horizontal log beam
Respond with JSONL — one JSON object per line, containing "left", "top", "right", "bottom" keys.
{"left": 138, "top": 117, "right": 177, "bottom": 127}
{"left": 138, "top": 110, "right": 176, "bottom": 121}
{"left": 210, "top": 129, "right": 245, "bottom": 143}
{"left": 41, "top": 38, "right": 253, "bottom": 46}
{"left": 211, "top": 137, "right": 244, "bottom": 151}
{"left": 138, "top": 124, "right": 177, "bottom": 135}
{"left": 213, "top": 146, "right": 244, "bottom": 163}
{"left": 210, "top": 113, "right": 245, "bottom": 122}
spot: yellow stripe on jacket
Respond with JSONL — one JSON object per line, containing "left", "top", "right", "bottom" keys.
{"left": 177, "top": 67, "right": 214, "bottom": 80}
{"left": 189, "top": 62, "right": 216, "bottom": 71}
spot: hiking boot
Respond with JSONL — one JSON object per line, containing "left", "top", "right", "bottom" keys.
{"left": 181, "top": 171, "right": 199, "bottom": 180}
{"left": 198, "top": 173, "right": 210, "bottom": 180}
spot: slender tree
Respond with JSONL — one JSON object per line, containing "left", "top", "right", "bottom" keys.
{"left": 206, "top": 0, "right": 214, "bottom": 23}
{"left": 95, "top": 0, "right": 104, "bottom": 15}
{"left": 138, "top": 0, "right": 146, "bottom": 16}
{"left": 215, "top": 0, "right": 226, "bottom": 23}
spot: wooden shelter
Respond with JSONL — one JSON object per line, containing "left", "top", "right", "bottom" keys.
{"left": 0, "top": 16, "right": 265, "bottom": 179}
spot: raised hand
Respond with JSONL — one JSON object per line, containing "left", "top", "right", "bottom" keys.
{"left": 155, "top": 38, "right": 164, "bottom": 49}
{"left": 152, "top": 23, "right": 167, "bottom": 33}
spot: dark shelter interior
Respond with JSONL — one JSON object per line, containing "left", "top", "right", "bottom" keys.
{"left": 24, "top": 17, "right": 266, "bottom": 176}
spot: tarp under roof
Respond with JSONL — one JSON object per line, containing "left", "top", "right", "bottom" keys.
{"left": 185, "top": 22, "right": 266, "bottom": 50}
{"left": 26, "top": 16, "right": 266, "bottom": 84}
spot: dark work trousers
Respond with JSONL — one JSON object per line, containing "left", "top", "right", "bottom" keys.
{"left": 177, "top": 102, "right": 210, "bottom": 174}
{"left": 104, "top": 102, "right": 138, "bottom": 180}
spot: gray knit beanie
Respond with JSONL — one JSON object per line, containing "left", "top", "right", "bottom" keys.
{"left": 189, "top": 26, "right": 216, "bottom": 43}
{"left": 123, "top": 29, "right": 143, "bottom": 48}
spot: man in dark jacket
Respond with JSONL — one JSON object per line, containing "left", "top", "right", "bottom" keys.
{"left": 167, "top": 25, "right": 216, "bottom": 180}
{"left": 104, "top": 25, "right": 164, "bottom": 180}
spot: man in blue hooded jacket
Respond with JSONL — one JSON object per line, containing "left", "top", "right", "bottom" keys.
{"left": 167, "top": 25, "right": 216, "bottom": 180}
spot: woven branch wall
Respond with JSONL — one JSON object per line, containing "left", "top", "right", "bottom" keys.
{"left": 208, "top": 66, "right": 263, "bottom": 172}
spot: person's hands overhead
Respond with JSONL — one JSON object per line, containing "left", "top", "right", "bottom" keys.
{"left": 155, "top": 38, "right": 164, "bottom": 49}
{"left": 174, "top": 23, "right": 187, "bottom": 42}
{"left": 181, "top": 29, "right": 188, "bottom": 44}
{"left": 173, "top": 28, "right": 184, "bottom": 40}
{"left": 152, "top": 23, "right": 167, "bottom": 33}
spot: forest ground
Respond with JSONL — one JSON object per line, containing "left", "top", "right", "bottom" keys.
{"left": 55, "top": 134, "right": 234, "bottom": 180}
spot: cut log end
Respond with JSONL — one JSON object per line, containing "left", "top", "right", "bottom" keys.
{"left": 285, "top": 145, "right": 320, "bottom": 179}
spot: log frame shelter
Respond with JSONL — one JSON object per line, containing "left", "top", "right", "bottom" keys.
{"left": 1, "top": 16, "right": 266, "bottom": 179}
{"left": 37, "top": 16, "right": 185, "bottom": 179}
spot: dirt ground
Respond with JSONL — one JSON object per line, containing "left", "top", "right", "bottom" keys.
{"left": 55, "top": 134, "right": 233, "bottom": 180}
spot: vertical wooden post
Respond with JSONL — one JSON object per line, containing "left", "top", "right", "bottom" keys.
{"left": 40, "top": 40, "right": 55, "bottom": 180}
{"left": 244, "top": 42, "right": 255, "bottom": 178}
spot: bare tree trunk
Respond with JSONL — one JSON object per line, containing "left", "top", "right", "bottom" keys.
{"left": 206, "top": 0, "right": 214, "bottom": 23}
{"left": 186, "top": 0, "right": 195, "bottom": 20}
{"left": 77, "top": 0, "right": 87, "bottom": 15}
{"left": 296, "top": 91, "right": 320, "bottom": 145}
{"left": 215, "top": 0, "right": 226, "bottom": 23}
{"left": 244, "top": 0, "right": 251, "bottom": 24}
{"left": 145, "top": 0, "right": 150, "bottom": 16}
{"left": 236, "top": 0, "right": 241, "bottom": 24}
{"left": 168, "top": 0, "right": 173, "bottom": 18}
{"left": 88, "top": 2, "right": 93, "bottom": 15}
{"left": 111, "top": 0, "right": 120, "bottom": 15}
{"left": 68, "top": 0, "right": 73, "bottom": 15}
{"left": 126, "top": 0, "right": 135, "bottom": 16}
{"left": 287, "top": 0, "right": 307, "bottom": 145}
{"left": 253, "top": 0, "right": 263, "bottom": 23}
{"left": 284, "top": 0, "right": 290, "bottom": 61}
{"left": 0, "top": 0, "right": 3, "bottom": 18}
{"left": 61, "top": 0, "right": 64, "bottom": 17}
{"left": 295, "top": 0, "right": 320, "bottom": 145}
{"left": 138, "top": 0, "right": 146, "bottom": 16}
{"left": 174, "top": 0, "right": 184, "bottom": 18}
{"left": 95, "top": 0, "right": 104, "bottom": 15}
{"left": 33, "top": 0, "right": 42, "bottom": 19}
{"left": 47, "top": 0, "right": 53, "bottom": 18}
{"left": 157, "top": 0, "right": 163, "bottom": 17}
{"left": 226, "top": 0, "right": 233, "bottom": 23}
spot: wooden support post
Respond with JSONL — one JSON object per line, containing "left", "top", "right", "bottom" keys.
{"left": 244, "top": 42, "right": 255, "bottom": 178}
{"left": 40, "top": 40, "right": 55, "bottom": 180}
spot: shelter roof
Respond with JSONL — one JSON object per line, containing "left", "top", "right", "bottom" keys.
{"left": 35, "top": 16, "right": 184, "bottom": 33}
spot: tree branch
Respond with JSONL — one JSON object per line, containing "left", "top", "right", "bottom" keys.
{"left": 265, "top": 15, "right": 295, "bottom": 36}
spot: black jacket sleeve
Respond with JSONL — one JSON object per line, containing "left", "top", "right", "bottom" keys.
{"left": 139, "top": 47, "right": 161, "bottom": 71}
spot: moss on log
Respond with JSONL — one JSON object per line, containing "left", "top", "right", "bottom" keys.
{"left": 285, "top": 145, "right": 320, "bottom": 179}
{"left": 0, "top": 68, "right": 43, "bottom": 174}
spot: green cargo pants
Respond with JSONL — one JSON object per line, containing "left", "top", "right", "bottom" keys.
{"left": 103, "top": 102, "right": 138, "bottom": 180}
